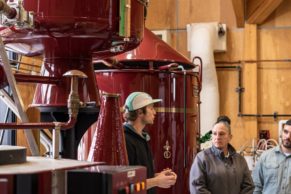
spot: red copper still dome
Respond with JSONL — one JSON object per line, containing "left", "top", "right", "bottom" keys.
{"left": 94, "top": 28, "right": 195, "bottom": 69}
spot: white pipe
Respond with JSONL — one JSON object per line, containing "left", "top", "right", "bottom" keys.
{"left": 187, "top": 22, "right": 220, "bottom": 136}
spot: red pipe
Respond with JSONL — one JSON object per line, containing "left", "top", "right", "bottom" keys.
{"left": 1, "top": 66, "right": 60, "bottom": 87}
{"left": 14, "top": 74, "right": 60, "bottom": 84}
{"left": 192, "top": 56, "right": 203, "bottom": 92}
{"left": 0, "top": 117, "right": 77, "bottom": 130}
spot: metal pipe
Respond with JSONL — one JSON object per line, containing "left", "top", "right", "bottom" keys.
{"left": 52, "top": 126, "right": 61, "bottom": 159}
{"left": 216, "top": 65, "right": 291, "bottom": 119}
{"left": 238, "top": 113, "right": 291, "bottom": 119}
{"left": 14, "top": 74, "right": 60, "bottom": 84}
{"left": 179, "top": 65, "right": 187, "bottom": 168}
{"left": 193, "top": 56, "right": 203, "bottom": 92}
{"left": 40, "top": 130, "right": 52, "bottom": 154}
{"left": 216, "top": 65, "right": 243, "bottom": 114}
{"left": 215, "top": 59, "right": 291, "bottom": 64}
{"left": 0, "top": 117, "right": 77, "bottom": 130}
{"left": 0, "top": 70, "right": 86, "bottom": 132}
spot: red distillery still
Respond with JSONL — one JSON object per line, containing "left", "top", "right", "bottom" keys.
{"left": 0, "top": 0, "right": 147, "bottom": 158}
{"left": 82, "top": 28, "right": 202, "bottom": 194}
{"left": 0, "top": 0, "right": 149, "bottom": 193}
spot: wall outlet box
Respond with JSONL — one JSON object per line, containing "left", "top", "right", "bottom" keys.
{"left": 214, "top": 23, "right": 227, "bottom": 53}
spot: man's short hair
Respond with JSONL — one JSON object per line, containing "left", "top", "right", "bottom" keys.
{"left": 123, "top": 106, "right": 147, "bottom": 121}
{"left": 285, "top": 119, "right": 291, "bottom": 126}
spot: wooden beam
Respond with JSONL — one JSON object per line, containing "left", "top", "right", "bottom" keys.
{"left": 246, "top": 0, "right": 284, "bottom": 24}
{"left": 231, "top": 0, "right": 245, "bottom": 28}
{"left": 242, "top": 24, "right": 258, "bottom": 141}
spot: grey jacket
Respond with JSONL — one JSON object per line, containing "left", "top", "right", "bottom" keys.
{"left": 189, "top": 144, "right": 254, "bottom": 194}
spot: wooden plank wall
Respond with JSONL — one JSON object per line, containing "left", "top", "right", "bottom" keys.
{"left": 146, "top": 0, "right": 291, "bottom": 149}
{"left": 16, "top": 56, "right": 43, "bottom": 155}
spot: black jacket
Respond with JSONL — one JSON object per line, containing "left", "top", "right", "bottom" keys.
{"left": 124, "top": 123, "right": 156, "bottom": 194}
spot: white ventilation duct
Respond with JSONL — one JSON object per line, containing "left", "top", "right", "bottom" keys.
{"left": 187, "top": 22, "right": 226, "bottom": 136}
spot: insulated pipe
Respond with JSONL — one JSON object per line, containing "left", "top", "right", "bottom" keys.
{"left": 187, "top": 23, "right": 219, "bottom": 136}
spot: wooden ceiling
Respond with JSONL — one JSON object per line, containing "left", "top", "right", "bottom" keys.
{"left": 231, "top": 0, "right": 284, "bottom": 27}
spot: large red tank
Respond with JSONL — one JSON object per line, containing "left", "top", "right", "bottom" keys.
{"left": 0, "top": 0, "right": 147, "bottom": 158}
{"left": 0, "top": 0, "right": 147, "bottom": 106}
{"left": 95, "top": 69, "right": 199, "bottom": 194}
{"left": 87, "top": 28, "right": 201, "bottom": 194}
{"left": 2, "top": 0, "right": 145, "bottom": 58}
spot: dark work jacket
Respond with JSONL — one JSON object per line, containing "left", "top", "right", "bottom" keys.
{"left": 189, "top": 144, "right": 254, "bottom": 194}
{"left": 124, "top": 123, "right": 156, "bottom": 194}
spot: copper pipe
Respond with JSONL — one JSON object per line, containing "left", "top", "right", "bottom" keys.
{"left": 0, "top": 122, "right": 55, "bottom": 129}
{"left": 0, "top": 70, "right": 87, "bottom": 131}
{"left": 0, "top": 117, "right": 77, "bottom": 130}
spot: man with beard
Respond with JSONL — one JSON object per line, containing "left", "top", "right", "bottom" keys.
{"left": 252, "top": 119, "right": 291, "bottom": 194}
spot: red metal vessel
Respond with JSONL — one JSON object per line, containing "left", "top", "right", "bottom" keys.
{"left": 85, "top": 28, "right": 201, "bottom": 194}
{"left": 87, "top": 93, "right": 128, "bottom": 165}
{"left": 2, "top": 0, "right": 145, "bottom": 57}
{"left": 0, "top": 0, "right": 147, "bottom": 107}
{"left": 0, "top": 0, "right": 147, "bottom": 159}
{"left": 95, "top": 68, "right": 200, "bottom": 194}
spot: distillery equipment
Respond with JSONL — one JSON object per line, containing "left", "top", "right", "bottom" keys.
{"left": 0, "top": 0, "right": 148, "bottom": 158}
{"left": 86, "top": 28, "right": 202, "bottom": 194}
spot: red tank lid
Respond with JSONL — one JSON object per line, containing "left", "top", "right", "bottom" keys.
{"left": 112, "top": 28, "right": 194, "bottom": 69}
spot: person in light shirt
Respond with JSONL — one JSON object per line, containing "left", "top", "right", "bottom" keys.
{"left": 252, "top": 119, "right": 291, "bottom": 194}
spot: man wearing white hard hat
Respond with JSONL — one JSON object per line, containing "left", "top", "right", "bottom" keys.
{"left": 123, "top": 92, "right": 177, "bottom": 194}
